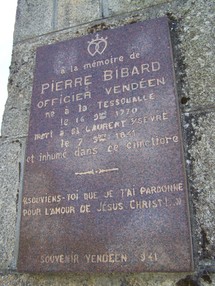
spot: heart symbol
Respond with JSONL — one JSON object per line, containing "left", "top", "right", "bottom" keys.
{"left": 87, "top": 34, "right": 108, "bottom": 56}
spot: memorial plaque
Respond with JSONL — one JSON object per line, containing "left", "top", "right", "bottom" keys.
{"left": 17, "top": 16, "right": 193, "bottom": 273}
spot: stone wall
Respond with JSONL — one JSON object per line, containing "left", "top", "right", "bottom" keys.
{"left": 0, "top": 0, "right": 214, "bottom": 285}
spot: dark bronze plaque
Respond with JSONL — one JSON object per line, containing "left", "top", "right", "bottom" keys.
{"left": 17, "top": 17, "right": 193, "bottom": 273}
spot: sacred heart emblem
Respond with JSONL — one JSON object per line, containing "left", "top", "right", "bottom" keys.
{"left": 87, "top": 34, "right": 108, "bottom": 56}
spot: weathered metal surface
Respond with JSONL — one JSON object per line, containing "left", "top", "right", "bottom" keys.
{"left": 17, "top": 16, "right": 193, "bottom": 273}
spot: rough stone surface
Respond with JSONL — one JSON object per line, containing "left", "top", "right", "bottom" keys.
{"left": 1, "top": 273, "right": 215, "bottom": 285}
{"left": 0, "top": 0, "right": 215, "bottom": 284}
{"left": 0, "top": 273, "right": 195, "bottom": 286}
{"left": 104, "top": 0, "right": 172, "bottom": 17}
{"left": 0, "top": 139, "right": 22, "bottom": 271}
{"left": 56, "top": 0, "right": 101, "bottom": 30}
{"left": 187, "top": 112, "right": 215, "bottom": 266}
{"left": 178, "top": 0, "right": 215, "bottom": 111}
{"left": 1, "top": 44, "right": 35, "bottom": 138}
{"left": 14, "top": 0, "right": 53, "bottom": 43}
